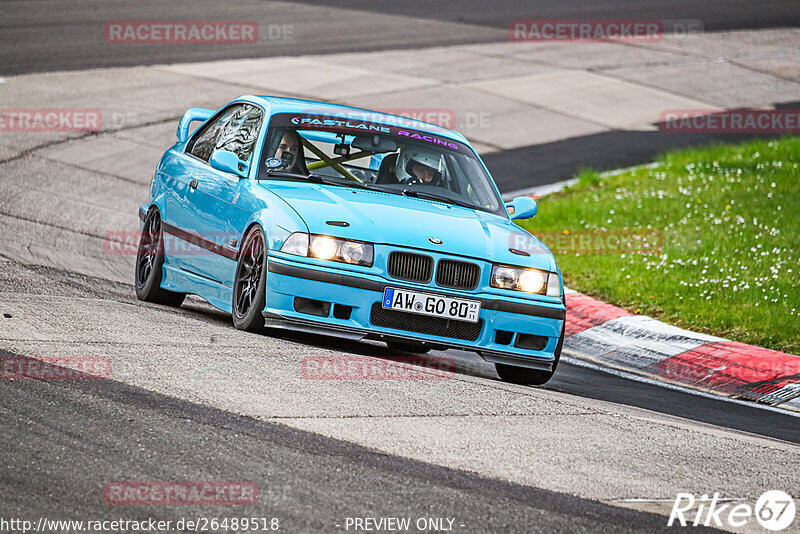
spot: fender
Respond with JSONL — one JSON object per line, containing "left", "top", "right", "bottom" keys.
{"left": 138, "top": 190, "right": 168, "bottom": 228}
{"left": 238, "top": 204, "right": 309, "bottom": 256}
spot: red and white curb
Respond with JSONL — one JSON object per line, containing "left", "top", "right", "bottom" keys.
{"left": 561, "top": 289, "right": 800, "bottom": 413}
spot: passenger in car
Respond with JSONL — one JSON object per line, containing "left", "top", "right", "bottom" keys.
{"left": 396, "top": 147, "right": 444, "bottom": 186}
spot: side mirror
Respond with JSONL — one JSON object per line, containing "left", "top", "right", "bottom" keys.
{"left": 176, "top": 108, "right": 214, "bottom": 143}
{"left": 210, "top": 150, "right": 248, "bottom": 179}
{"left": 506, "top": 196, "right": 537, "bottom": 220}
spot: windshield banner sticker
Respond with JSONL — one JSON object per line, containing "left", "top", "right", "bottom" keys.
{"left": 283, "top": 115, "right": 461, "bottom": 152}
{"left": 396, "top": 130, "right": 459, "bottom": 150}
{"left": 290, "top": 116, "right": 390, "bottom": 133}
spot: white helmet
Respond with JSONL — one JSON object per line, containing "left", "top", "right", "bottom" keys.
{"left": 396, "top": 147, "right": 444, "bottom": 185}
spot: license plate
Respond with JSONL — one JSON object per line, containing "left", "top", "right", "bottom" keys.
{"left": 382, "top": 287, "right": 480, "bottom": 323}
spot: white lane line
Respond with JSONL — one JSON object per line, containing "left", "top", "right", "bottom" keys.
{"left": 600, "top": 161, "right": 660, "bottom": 177}
{"left": 502, "top": 178, "right": 577, "bottom": 201}
{"left": 502, "top": 162, "right": 661, "bottom": 200}
{"left": 614, "top": 497, "right": 744, "bottom": 503}
{"left": 561, "top": 351, "right": 800, "bottom": 418}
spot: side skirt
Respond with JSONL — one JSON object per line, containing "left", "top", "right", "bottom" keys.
{"left": 162, "top": 264, "right": 233, "bottom": 314}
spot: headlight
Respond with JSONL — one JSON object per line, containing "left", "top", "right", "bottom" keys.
{"left": 280, "top": 232, "right": 373, "bottom": 267}
{"left": 280, "top": 232, "right": 309, "bottom": 256}
{"left": 340, "top": 241, "right": 368, "bottom": 264}
{"left": 518, "top": 269, "right": 546, "bottom": 293}
{"left": 309, "top": 235, "right": 337, "bottom": 260}
{"left": 490, "top": 264, "right": 560, "bottom": 297}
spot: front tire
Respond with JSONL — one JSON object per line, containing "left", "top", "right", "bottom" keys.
{"left": 495, "top": 363, "right": 554, "bottom": 385}
{"left": 496, "top": 312, "right": 566, "bottom": 386}
{"left": 135, "top": 208, "right": 185, "bottom": 307}
{"left": 232, "top": 226, "right": 268, "bottom": 333}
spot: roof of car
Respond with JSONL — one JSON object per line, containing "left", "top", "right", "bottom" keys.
{"left": 238, "top": 95, "right": 470, "bottom": 145}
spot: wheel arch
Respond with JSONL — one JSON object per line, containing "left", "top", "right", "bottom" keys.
{"left": 238, "top": 221, "right": 268, "bottom": 255}
{"left": 139, "top": 192, "right": 168, "bottom": 226}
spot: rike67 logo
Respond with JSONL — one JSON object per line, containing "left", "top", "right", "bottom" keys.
{"left": 669, "top": 491, "right": 796, "bottom": 531}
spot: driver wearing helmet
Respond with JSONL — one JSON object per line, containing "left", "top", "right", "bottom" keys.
{"left": 396, "top": 147, "right": 444, "bottom": 186}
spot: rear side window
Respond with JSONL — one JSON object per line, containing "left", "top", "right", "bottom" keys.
{"left": 187, "top": 104, "right": 263, "bottom": 163}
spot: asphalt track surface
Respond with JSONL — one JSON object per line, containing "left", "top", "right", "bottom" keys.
{"left": 290, "top": 0, "right": 800, "bottom": 33}
{"left": 0, "top": 258, "right": 797, "bottom": 531}
{"left": 0, "top": 348, "right": 682, "bottom": 533}
{"left": 3, "top": 1, "right": 797, "bottom": 190}
{"left": 2, "top": 2, "right": 800, "bottom": 533}
{"left": 4, "top": 0, "right": 800, "bottom": 75}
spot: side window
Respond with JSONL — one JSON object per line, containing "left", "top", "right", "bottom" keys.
{"left": 187, "top": 104, "right": 263, "bottom": 163}
{"left": 187, "top": 105, "right": 242, "bottom": 162}
{"left": 216, "top": 105, "right": 263, "bottom": 163}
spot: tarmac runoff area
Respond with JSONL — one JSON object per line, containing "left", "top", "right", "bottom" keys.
{"left": 1, "top": 27, "right": 800, "bottom": 528}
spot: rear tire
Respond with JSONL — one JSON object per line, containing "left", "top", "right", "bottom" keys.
{"left": 135, "top": 208, "right": 185, "bottom": 307}
{"left": 386, "top": 341, "right": 432, "bottom": 354}
{"left": 232, "top": 226, "right": 268, "bottom": 333}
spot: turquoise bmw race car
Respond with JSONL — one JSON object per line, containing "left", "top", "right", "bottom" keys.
{"left": 135, "top": 96, "right": 566, "bottom": 384}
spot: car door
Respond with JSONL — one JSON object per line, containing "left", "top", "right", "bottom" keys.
{"left": 178, "top": 103, "right": 264, "bottom": 285}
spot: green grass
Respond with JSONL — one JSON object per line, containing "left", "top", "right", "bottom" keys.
{"left": 518, "top": 137, "right": 800, "bottom": 354}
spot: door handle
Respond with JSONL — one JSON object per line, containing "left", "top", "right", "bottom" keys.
{"left": 189, "top": 179, "right": 198, "bottom": 190}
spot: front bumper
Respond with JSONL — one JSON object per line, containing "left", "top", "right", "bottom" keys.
{"left": 263, "top": 256, "right": 565, "bottom": 372}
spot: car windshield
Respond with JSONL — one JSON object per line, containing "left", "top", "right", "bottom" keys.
{"left": 257, "top": 113, "right": 506, "bottom": 216}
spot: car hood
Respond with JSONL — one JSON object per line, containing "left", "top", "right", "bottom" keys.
{"left": 265, "top": 182, "right": 556, "bottom": 271}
